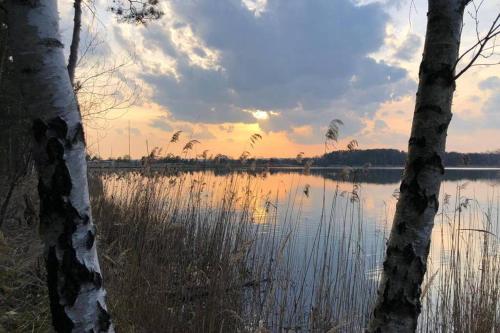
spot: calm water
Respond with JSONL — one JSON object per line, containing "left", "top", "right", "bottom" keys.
{"left": 102, "top": 167, "right": 500, "bottom": 329}
{"left": 193, "top": 167, "right": 500, "bottom": 263}
{"left": 226, "top": 167, "right": 500, "bottom": 327}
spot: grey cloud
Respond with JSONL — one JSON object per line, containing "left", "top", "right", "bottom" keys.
{"left": 394, "top": 33, "right": 421, "bottom": 61}
{"left": 150, "top": 117, "right": 173, "bottom": 132}
{"left": 142, "top": 25, "right": 179, "bottom": 58}
{"left": 375, "top": 119, "right": 388, "bottom": 130}
{"left": 115, "top": 126, "right": 141, "bottom": 136}
{"left": 138, "top": 0, "right": 413, "bottom": 143}
{"left": 449, "top": 92, "right": 500, "bottom": 131}
{"left": 479, "top": 76, "right": 500, "bottom": 90}
{"left": 480, "top": 91, "right": 500, "bottom": 127}
{"left": 219, "top": 124, "right": 235, "bottom": 133}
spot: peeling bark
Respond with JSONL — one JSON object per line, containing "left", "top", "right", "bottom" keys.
{"left": 6, "top": 0, "right": 113, "bottom": 331}
{"left": 367, "top": 1, "right": 468, "bottom": 332}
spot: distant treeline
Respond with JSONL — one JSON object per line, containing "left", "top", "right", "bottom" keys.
{"left": 91, "top": 148, "right": 500, "bottom": 168}
{"left": 316, "top": 149, "right": 500, "bottom": 167}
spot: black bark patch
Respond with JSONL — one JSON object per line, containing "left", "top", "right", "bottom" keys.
{"left": 437, "top": 122, "right": 449, "bottom": 134}
{"left": 386, "top": 245, "right": 398, "bottom": 257}
{"left": 72, "top": 122, "right": 86, "bottom": 145}
{"left": 97, "top": 301, "right": 112, "bottom": 331}
{"left": 420, "top": 61, "right": 454, "bottom": 86}
{"left": 415, "top": 257, "right": 427, "bottom": 283}
{"left": 396, "top": 220, "right": 407, "bottom": 234}
{"left": 400, "top": 173, "right": 428, "bottom": 214}
{"left": 378, "top": 282, "right": 419, "bottom": 327}
{"left": 459, "top": 0, "right": 469, "bottom": 11}
{"left": 427, "top": 153, "right": 445, "bottom": 175}
{"left": 20, "top": 0, "right": 40, "bottom": 7}
{"left": 40, "top": 38, "right": 64, "bottom": 48}
{"left": 409, "top": 136, "right": 426, "bottom": 148}
{"left": 61, "top": 248, "right": 103, "bottom": 306}
{"left": 57, "top": 206, "right": 79, "bottom": 250}
{"left": 33, "top": 119, "right": 48, "bottom": 143}
{"left": 416, "top": 104, "right": 442, "bottom": 114}
{"left": 383, "top": 259, "right": 390, "bottom": 271}
{"left": 86, "top": 229, "right": 95, "bottom": 249}
{"left": 425, "top": 240, "right": 431, "bottom": 255}
{"left": 51, "top": 162, "right": 72, "bottom": 197}
{"left": 48, "top": 117, "right": 68, "bottom": 139}
{"left": 400, "top": 153, "right": 445, "bottom": 214}
{"left": 402, "top": 244, "right": 416, "bottom": 264}
{"left": 411, "top": 282, "right": 422, "bottom": 300}
{"left": 93, "top": 272, "right": 103, "bottom": 289}
{"left": 46, "top": 247, "right": 74, "bottom": 331}
{"left": 61, "top": 249, "right": 82, "bottom": 305}
{"left": 21, "top": 65, "right": 39, "bottom": 75}
{"left": 429, "top": 194, "right": 439, "bottom": 212}
{"left": 47, "top": 138, "right": 65, "bottom": 163}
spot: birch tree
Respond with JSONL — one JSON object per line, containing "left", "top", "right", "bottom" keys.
{"left": 368, "top": 1, "right": 499, "bottom": 332}
{"left": 5, "top": 0, "right": 113, "bottom": 331}
{"left": 68, "top": 0, "right": 83, "bottom": 86}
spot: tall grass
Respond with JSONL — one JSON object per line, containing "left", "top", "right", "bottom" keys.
{"left": 420, "top": 184, "right": 499, "bottom": 332}
{"left": 88, "top": 169, "right": 499, "bottom": 332}
{"left": 90, "top": 170, "right": 257, "bottom": 332}
{"left": 0, "top": 177, "right": 51, "bottom": 333}
{"left": 89, "top": 169, "right": 383, "bottom": 332}
{"left": 2, "top": 169, "right": 495, "bottom": 332}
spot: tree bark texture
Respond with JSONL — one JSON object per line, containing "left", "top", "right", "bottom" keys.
{"left": 68, "top": 0, "right": 82, "bottom": 86}
{"left": 367, "top": 0, "right": 467, "bottom": 332}
{"left": 6, "top": 0, "right": 113, "bottom": 331}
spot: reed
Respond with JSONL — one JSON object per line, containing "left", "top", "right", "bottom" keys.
{"left": 1, "top": 169, "right": 497, "bottom": 332}
{"left": 419, "top": 184, "right": 499, "bottom": 332}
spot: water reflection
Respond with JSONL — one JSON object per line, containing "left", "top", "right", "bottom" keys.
{"left": 99, "top": 167, "right": 499, "bottom": 330}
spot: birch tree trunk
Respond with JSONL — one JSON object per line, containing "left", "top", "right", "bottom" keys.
{"left": 6, "top": 0, "right": 113, "bottom": 331}
{"left": 68, "top": 0, "right": 82, "bottom": 86}
{"left": 367, "top": 0, "right": 468, "bottom": 331}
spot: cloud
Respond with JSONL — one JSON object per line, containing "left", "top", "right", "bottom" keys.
{"left": 114, "top": 126, "right": 141, "bottom": 139}
{"left": 150, "top": 117, "right": 173, "bottom": 132}
{"left": 374, "top": 119, "right": 389, "bottom": 130}
{"left": 394, "top": 33, "right": 421, "bottom": 61}
{"left": 242, "top": 0, "right": 268, "bottom": 16}
{"left": 479, "top": 76, "right": 500, "bottom": 90}
{"left": 130, "top": 127, "right": 141, "bottom": 135}
{"left": 480, "top": 91, "right": 500, "bottom": 127}
{"left": 219, "top": 124, "right": 235, "bottom": 133}
{"left": 127, "top": 0, "right": 414, "bottom": 144}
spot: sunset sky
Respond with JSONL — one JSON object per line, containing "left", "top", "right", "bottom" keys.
{"left": 58, "top": 0, "right": 500, "bottom": 158}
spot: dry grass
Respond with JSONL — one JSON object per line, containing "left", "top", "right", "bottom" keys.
{"left": 88, "top": 169, "right": 380, "bottom": 332}
{"left": 420, "top": 185, "right": 500, "bottom": 332}
{"left": 0, "top": 177, "right": 51, "bottom": 333}
{"left": 90, "top": 170, "right": 260, "bottom": 332}
{"left": 0, "top": 170, "right": 498, "bottom": 332}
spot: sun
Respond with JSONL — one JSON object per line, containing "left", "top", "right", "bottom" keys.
{"left": 252, "top": 110, "right": 270, "bottom": 120}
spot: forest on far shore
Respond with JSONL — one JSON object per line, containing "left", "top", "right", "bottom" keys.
{"left": 92, "top": 148, "right": 500, "bottom": 168}
{"left": 317, "top": 149, "right": 500, "bottom": 167}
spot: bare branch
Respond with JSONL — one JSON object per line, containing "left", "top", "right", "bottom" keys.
{"left": 454, "top": 9, "right": 500, "bottom": 80}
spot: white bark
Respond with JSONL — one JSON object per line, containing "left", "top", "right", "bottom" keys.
{"left": 367, "top": 0, "right": 468, "bottom": 332}
{"left": 6, "top": 0, "right": 113, "bottom": 331}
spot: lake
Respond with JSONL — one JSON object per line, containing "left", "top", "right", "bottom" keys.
{"left": 96, "top": 166, "right": 500, "bottom": 331}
